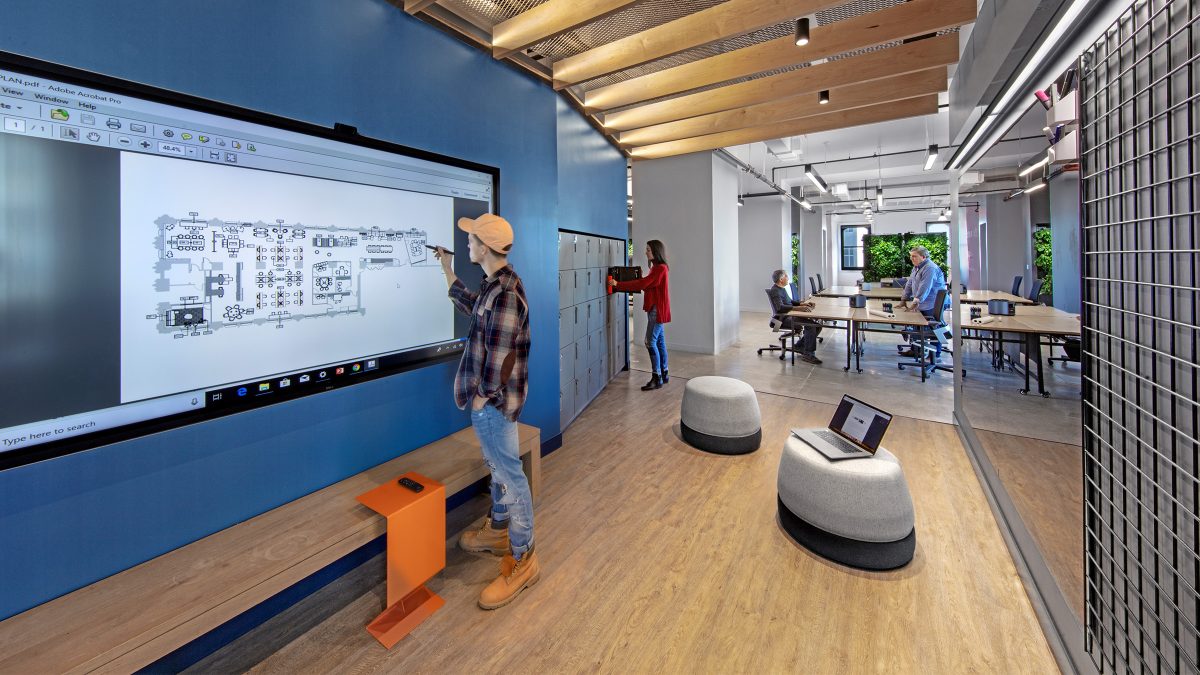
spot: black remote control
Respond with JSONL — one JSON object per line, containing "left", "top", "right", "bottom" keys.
{"left": 398, "top": 477, "right": 424, "bottom": 492}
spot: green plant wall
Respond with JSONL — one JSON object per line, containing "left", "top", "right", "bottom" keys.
{"left": 1033, "top": 227, "right": 1053, "bottom": 297}
{"left": 862, "top": 232, "right": 949, "bottom": 282}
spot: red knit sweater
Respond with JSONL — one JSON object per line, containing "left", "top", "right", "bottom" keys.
{"left": 615, "top": 262, "right": 670, "bottom": 323}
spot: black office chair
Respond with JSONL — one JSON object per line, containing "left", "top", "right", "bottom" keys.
{"left": 1011, "top": 275, "right": 1023, "bottom": 296}
{"left": 898, "top": 288, "right": 962, "bottom": 380}
{"left": 1027, "top": 278, "right": 1044, "bottom": 303}
{"left": 809, "top": 276, "right": 819, "bottom": 295}
{"left": 816, "top": 274, "right": 825, "bottom": 292}
{"left": 1047, "top": 336, "right": 1081, "bottom": 367}
{"left": 757, "top": 289, "right": 796, "bottom": 363}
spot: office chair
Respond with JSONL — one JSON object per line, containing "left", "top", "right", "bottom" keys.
{"left": 1047, "top": 336, "right": 1081, "bottom": 367}
{"left": 897, "top": 288, "right": 963, "bottom": 380}
{"left": 816, "top": 273, "right": 825, "bottom": 292}
{"left": 809, "top": 276, "right": 819, "bottom": 296}
{"left": 757, "top": 289, "right": 796, "bottom": 363}
{"left": 1027, "top": 278, "right": 1044, "bottom": 303}
{"left": 1011, "top": 276, "right": 1023, "bottom": 296}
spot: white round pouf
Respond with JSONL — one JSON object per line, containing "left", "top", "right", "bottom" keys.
{"left": 776, "top": 434, "right": 915, "bottom": 569}
{"left": 680, "top": 376, "right": 761, "bottom": 454}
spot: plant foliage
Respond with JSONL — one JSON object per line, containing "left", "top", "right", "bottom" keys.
{"left": 1033, "top": 227, "right": 1053, "bottom": 298}
{"left": 861, "top": 232, "right": 949, "bottom": 282}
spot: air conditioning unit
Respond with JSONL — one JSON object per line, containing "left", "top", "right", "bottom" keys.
{"left": 960, "top": 171, "right": 984, "bottom": 186}
{"left": 832, "top": 183, "right": 850, "bottom": 199}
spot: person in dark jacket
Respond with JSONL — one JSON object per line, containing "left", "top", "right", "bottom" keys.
{"left": 767, "top": 270, "right": 822, "bottom": 365}
{"left": 609, "top": 239, "right": 671, "bottom": 390}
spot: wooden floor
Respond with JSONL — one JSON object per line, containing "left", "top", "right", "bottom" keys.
{"left": 976, "top": 429, "right": 1084, "bottom": 620}
{"left": 191, "top": 372, "right": 1058, "bottom": 674}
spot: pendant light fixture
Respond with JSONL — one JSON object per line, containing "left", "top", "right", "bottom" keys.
{"left": 795, "top": 18, "right": 810, "bottom": 46}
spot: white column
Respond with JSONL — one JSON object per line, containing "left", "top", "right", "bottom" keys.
{"left": 738, "top": 196, "right": 790, "bottom": 312}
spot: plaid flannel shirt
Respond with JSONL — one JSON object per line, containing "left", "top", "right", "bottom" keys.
{"left": 448, "top": 265, "right": 531, "bottom": 421}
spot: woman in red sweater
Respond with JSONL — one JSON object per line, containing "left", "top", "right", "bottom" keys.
{"left": 609, "top": 239, "right": 671, "bottom": 390}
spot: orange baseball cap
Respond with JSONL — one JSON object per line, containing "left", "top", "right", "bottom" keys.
{"left": 457, "top": 213, "right": 513, "bottom": 254}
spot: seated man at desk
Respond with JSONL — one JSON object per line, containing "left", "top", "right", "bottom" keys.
{"left": 897, "top": 245, "right": 947, "bottom": 357}
{"left": 768, "top": 270, "right": 822, "bottom": 365}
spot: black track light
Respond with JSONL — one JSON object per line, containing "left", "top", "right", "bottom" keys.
{"left": 795, "top": 18, "right": 810, "bottom": 46}
{"left": 818, "top": 89, "right": 830, "bottom": 105}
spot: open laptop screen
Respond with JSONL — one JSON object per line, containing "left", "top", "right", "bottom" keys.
{"left": 829, "top": 395, "right": 892, "bottom": 451}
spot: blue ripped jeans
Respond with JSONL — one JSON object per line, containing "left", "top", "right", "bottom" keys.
{"left": 470, "top": 404, "right": 534, "bottom": 559}
{"left": 645, "top": 308, "right": 668, "bottom": 375}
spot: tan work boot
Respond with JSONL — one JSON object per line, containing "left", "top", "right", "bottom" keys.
{"left": 478, "top": 550, "right": 541, "bottom": 610}
{"left": 459, "top": 517, "right": 510, "bottom": 555}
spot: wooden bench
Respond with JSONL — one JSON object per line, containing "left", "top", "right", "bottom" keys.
{"left": 0, "top": 424, "right": 540, "bottom": 674}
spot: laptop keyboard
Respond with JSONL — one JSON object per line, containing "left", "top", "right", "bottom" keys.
{"left": 814, "top": 429, "right": 865, "bottom": 454}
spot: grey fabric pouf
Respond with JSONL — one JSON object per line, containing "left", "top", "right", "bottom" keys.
{"left": 680, "top": 376, "right": 761, "bottom": 454}
{"left": 776, "top": 434, "right": 915, "bottom": 570}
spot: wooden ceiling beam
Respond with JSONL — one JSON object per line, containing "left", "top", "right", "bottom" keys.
{"left": 403, "top": 0, "right": 442, "bottom": 13}
{"left": 552, "top": 0, "right": 855, "bottom": 90}
{"left": 583, "top": 0, "right": 974, "bottom": 111}
{"left": 491, "top": 0, "right": 645, "bottom": 60}
{"left": 628, "top": 94, "right": 939, "bottom": 160}
{"left": 601, "top": 33, "right": 958, "bottom": 131}
{"left": 619, "top": 69, "right": 946, "bottom": 147}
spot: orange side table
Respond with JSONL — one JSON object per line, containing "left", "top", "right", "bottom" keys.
{"left": 356, "top": 471, "right": 446, "bottom": 648}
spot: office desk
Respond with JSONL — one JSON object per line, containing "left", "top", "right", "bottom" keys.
{"left": 818, "top": 285, "right": 905, "bottom": 299}
{"left": 959, "top": 290, "right": 1035, "bottom": 305}
{"left": 789, "top": 298, "right": 927, "bottom": 373}
{"left": 956, "top": 305, "right": 1080, "bottom": 396}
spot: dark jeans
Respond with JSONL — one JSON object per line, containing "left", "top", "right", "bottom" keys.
{"left": 781, "top": 316, "right": 822, "bottom": 354}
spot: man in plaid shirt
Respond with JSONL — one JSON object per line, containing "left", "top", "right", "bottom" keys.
{"left": 434, "top": 213, "right": 537, "bottom": 610}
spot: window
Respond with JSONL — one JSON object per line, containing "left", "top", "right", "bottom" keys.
{"left": 926, "top": 222, "right": 950, "bottom": 236}
{"left": 840, "top": 225, "right": 869, "bottom": 270}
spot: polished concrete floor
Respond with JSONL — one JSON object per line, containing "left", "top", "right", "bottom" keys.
{"left": 630, "top": 311, "right": 1082, "bottom": 446}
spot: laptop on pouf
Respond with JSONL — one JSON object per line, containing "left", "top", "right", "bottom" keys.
{"left": 791, "top": 395, "right": 893, "bottom": 460}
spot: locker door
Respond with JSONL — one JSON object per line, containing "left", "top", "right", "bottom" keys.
{"left": 574, "top": 376, "right": 586, "bottom": 416}
{"left": 560, "top": 344, "right": 574, "bottom": 386}
{"left": 606, "top": 295, "right": 618, "bottom": 325}
{"left": 571, "top": 234, "right": 586, "bottom": 269}
{"left": 558, "top": 271, "right": 573, "bottom": 309}
{"left": 597, "top": 326, "right": 609, "bottom": 361}
{"left": 581, "top": 268, "right": 594, "bottom": 301}
{"left": 588, "top": 363, "right": 600, "bottom": 399}
{"left": 593, "top": 298, "right": 606, "bottom": 333}
{"left": 585, "top": 236, "right": 599, "bottom": 268}
{"left": 599, "top": 352, "right": 609, "bottom": 386}
{"left": 594, "top": 268, "right": 606, "bottom": 300}
{"left": 559, "top": 309, "right": 572, "bottom": 349}
{"left": 574, "top": 305, "right": 587, "bottom": 341}
{"left": 591, "top": 328, "right": 603, "bottom": 364}
{"left": 573, "top": 269, "right": 587, "bottom": 304}
{"left": 573, "top": 341, "right": 586, "bottom": 384}
{"left": 559, "top": 387, "right": 573, "bottom": 432}
{"left": 611, "top": 239, "right": 625, "bottom": 266}
{"left": 558, "top": 232, "right": 574, "bottom": 271}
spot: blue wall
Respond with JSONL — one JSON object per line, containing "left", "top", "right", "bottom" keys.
{"left": 0, "top": 0, "right": 625, "bottom": 620}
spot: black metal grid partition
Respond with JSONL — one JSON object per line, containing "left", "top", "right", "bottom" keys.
{"left": 1080, "top": 0, "right": 1200, "bottom": 672}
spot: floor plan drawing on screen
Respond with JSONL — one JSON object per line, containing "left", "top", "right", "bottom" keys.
{"left": 119, "top": 152, "right": 456, "bottom": 403}
{"left": 147, "top": 211, "right": 436, "bottom": 337}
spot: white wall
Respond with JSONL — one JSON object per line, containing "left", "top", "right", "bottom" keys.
{"left": 739, "top": 195, "right": 790, "bottom": 312}
{"left": 1049, "top": 173, "right": 1081, "bottom": 312}
{"left": 830, "top": 211, "right": 944, "bottom": 285}
{"left": 712, "top": 154, "right": 741, "bottom": 351}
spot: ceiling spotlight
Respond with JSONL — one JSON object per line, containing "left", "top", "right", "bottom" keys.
{"left": 923, "top": 144, "right": 939, "bottom": 171}
{"left": 737, "top": 195, "right": 745, "bottom": 207}
{"left": 818, "top": 89, "right": 830, "bottom": 105}
{"left": 795, "top": 18, "right": 810, "bottom": 46}
{"left": 804, "top": 164, "right": 828, "bottom": 193}
{"left": 1019, "top": 156, "right": 1050, "bottom": 177}
{"left": 938, "top": 212, "right": 949, "bottom": 221}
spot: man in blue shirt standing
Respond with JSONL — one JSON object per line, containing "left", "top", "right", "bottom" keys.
{"left": 898, "top": 245, "right": 947, "bottom": 357}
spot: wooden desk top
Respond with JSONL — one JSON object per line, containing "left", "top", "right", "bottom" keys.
{"left": 957, "top": 305, "right": 1080, "bottom": 335}
{"left": 818, "top": 285, "right": 904, "bottom": 299}
{"left": 788, "top": 298, "right": 927, "bottom": 325}
{"left": 959, "top": 290, "right": 1035, "bottom": 305}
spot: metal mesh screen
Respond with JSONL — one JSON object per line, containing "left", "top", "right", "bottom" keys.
{"left": 1079, "top": 0, "right": 1200, "bottom": 672}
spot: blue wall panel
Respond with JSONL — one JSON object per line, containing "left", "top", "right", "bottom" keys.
{"left": 555, "top": 98, "right": 628, "bottom": 240}
{"left": 0, "top": 0, "right": 622, "bottom": 620}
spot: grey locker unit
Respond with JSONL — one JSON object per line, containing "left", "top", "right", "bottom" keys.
{"left": 558, "top": 230, "right": 628, "bottom": 434}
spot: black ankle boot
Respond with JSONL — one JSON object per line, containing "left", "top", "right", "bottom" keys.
{"left": 641, "top": 374, "right": 662, "bottom": 391}
{"left": 661, "top": 369, "right": 669, "bottom": 384}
